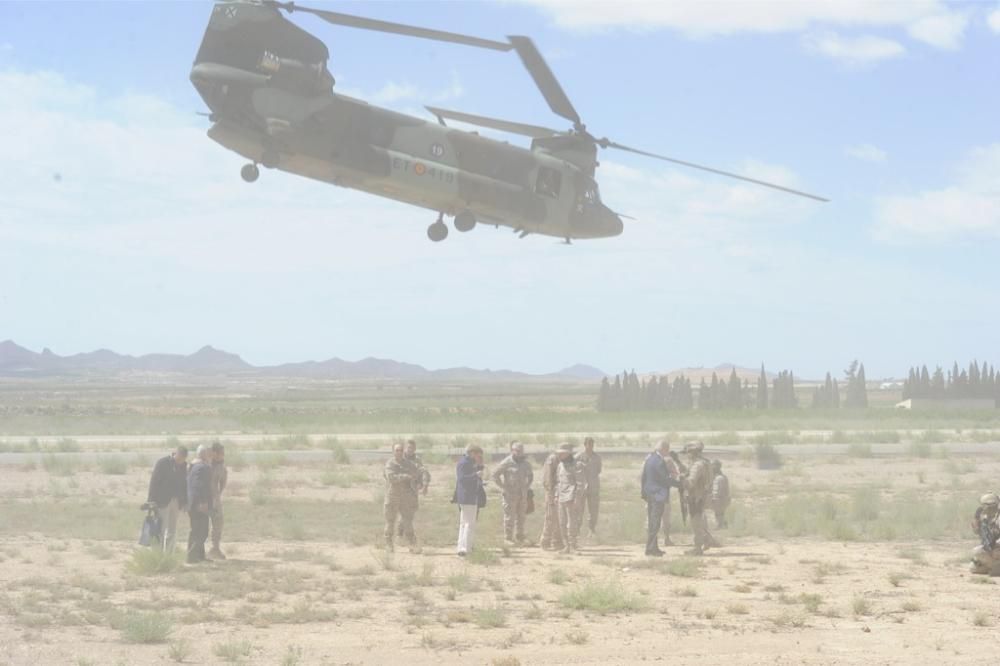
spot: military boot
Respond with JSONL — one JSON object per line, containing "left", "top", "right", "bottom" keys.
{"left": 209, "top": 546, "right": 226, "bottom": 560}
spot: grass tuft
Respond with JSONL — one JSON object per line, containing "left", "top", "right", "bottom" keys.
{"left": 474, "top": 605, "right": 507, "bottom": 628}
{"left": 560, "top": 580, "right": 649, "bottom": 615}
{"left": 665, "top": 557, "right": 705, "bottom": 578}
{"left": 851, "top": 596, "right": 873, "bottom": 616}
{"left": 126, "top": 548, "right": 183, "bottom": 576}
{"left": 972, "top": 611, "right": 992, "bottom": 627}
{"left": 467, "top": 548, "right": 500, "bottom": 566}
{"left": 116, "top": 611, "right": 173, "bottom": 644}
{"left": 213, "top": 639, "right": 255, "bottom": 663}
{"left": 753, "top": 442, "right": 783, "bottom": 470}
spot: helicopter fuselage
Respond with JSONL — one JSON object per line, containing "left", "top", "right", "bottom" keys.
{"left": 190, "top": 2, "right": 623, "bottom": 240}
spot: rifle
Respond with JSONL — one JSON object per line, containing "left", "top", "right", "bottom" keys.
{"left": 678, "top": 480, "right": 688, "bottom": 526}
{"left": 669, "top": 451, "right": 688, "bottom": 526}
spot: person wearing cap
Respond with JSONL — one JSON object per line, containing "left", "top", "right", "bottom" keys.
{"left": 555, "top": 443, "right": 581, "bottom": 554}
{"left": 538, "top": 447, "right": 565, "bottom": 551}
{"left": 661, "top": 441, "right": 685, "bottom": 547}
{"left": 683, "top": 441, "right": 717, "bottom": 556}
{"left": 971, "top": 493, "right": 1000, "bottom": 575}
{"left": 492, "top": 441, "right": 534, "bottom": 546}
{"left": 398, "top": 440, "right": 431, "bottom": 539}
{"left": 384, "top": 443, "right": 421, "bottom": 553}
{"left": 710, "top": 459, "right": 731, "bottom": 529}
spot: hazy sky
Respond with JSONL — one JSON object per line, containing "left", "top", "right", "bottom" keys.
{"left": 1, "top": 1, "right": 998, "bottom": 378}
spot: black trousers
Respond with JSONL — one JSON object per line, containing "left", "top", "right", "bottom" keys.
{"left": 645, "top": 499, "right": 665, "bottom": 553}
{"left": 187, "top": 510, "right": 209, "bottom": 562}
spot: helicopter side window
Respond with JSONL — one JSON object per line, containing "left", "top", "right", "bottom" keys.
{"left": 583, "top": 185, "right": 599, "bottom": 205}
{"left": 535, "top": 167, "right": 562, "bottom": 199}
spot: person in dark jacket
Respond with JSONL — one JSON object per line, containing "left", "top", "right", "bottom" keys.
{"left": 186, "top": 445, "right": 214, "bottom": 564}
{"left": 641, "top": 441, "right": 675, "bottom": 556}
{"left": 146, "top": 446, "right": 188, "bottom": 553}
{"left": 452, "top": 444, "right": 485, "bottom": 556}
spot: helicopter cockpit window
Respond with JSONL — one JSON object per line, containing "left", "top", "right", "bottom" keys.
{"left": 535, "top": 167, "right": 562, "bottom": 199}
{"left": 583, "top": 183, "right": 600, "bottom": 205}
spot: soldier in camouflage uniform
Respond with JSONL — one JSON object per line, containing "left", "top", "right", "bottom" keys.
{"left": 538, "top": 448, "right": 565, "bottom": 551}
{"left": 556, "top": 443, "right": 582, "bottom": 554}
{"left": 710, "top": 459, "right": 731, "bottom": 529}
{"left": 208, "top": 441, "right": 228, "bottom": 560}
{"left": 577, "top": 437, "right": 602, "bottom": 536}
{"left": 492, "top": 441, "right": 534, "bottom": 545}
{"left": 398, "top": 440, "right": 431, "bottom": 537}
{"left": 659, "top": 442, "right": 684, "bottom": 546}
{"left": 971, "top": 493, "right": 1000, "bottom": 575}
{"left": 683, "top": 441, "right": 717, "bottom": 556}
{"left": 384, "top": 443, "right": 421, "bottom": 553}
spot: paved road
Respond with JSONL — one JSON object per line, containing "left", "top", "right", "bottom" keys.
{"left": 0, "top": 428, "right": 991, "bottom": 447}
{"left": 1, "top": 441, "right": 997, "bottom": 466}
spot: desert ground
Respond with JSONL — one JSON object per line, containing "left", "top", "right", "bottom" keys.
{"left": 2, "top": 429, "right": 999, "bottom": 666}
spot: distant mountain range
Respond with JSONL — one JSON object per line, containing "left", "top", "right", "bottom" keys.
{"left": 0, "top": 340, "right": 607, "bottom": 382}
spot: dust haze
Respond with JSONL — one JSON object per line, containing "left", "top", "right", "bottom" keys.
{"left": 3, "top": 1, "right": 1000, "bottom": 665}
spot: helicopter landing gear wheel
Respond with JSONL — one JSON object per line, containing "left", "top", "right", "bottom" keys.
{"left": 427, "top": 219, "right": 449, "bottom": 242}
{"left": 428, "top": 214, "right": 449, "bottom": 242}
{"left": 240, "top": 163, "right": 260, "bottom": 183}
{"left": 454, "top": 211, "right": 476, "bottom": 233}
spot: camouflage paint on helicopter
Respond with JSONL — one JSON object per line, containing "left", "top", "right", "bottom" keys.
{"left": 191, "top": 1, "right": 824, "bottom": 243}
{"left": 191, "top": 2, "right": 619, "bottom": 242}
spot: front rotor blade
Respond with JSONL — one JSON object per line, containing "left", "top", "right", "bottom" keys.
{"left": 426, "top": 106, "right": 559, "bottom": 138}
{"left": 507, "top": 35, "right": 581, "bottom": 128}
{"left": 274, "top": 2, "right": 513, "bottom": 51}
{"left": 606, "top": 141, "right": 829, "bottom": 202}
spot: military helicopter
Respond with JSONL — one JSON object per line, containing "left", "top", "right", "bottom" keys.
{"left": 191, "top": 1, "right": 827, "bottom": 243}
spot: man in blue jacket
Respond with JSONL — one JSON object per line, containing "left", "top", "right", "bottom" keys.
{"left": 452, "top": 444, "right": 485, "bottom": 556}
{"left": 146, "top": 445, "right": 188, "bottom": 553}
{"left": 641, "top": 441, "right": 675, "bottom": 556}
{"left": 186, "top": 445, "right": 214, "bottom": 564}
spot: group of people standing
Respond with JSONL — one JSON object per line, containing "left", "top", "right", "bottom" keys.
{"left": 641, "top": 440, "right": 729, "bottom": 556}
{"left": 382, "top": 436, "right": 730, "bottom": 558}
{"left": 443, "top": 437, "right": 603, "bottom": 556}
{"left": 145, "top": 442, "right": 228, "bottom": 563}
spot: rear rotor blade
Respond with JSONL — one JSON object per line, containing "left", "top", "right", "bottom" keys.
{"left": 426, "top": 106, "right": 559, "bottom": 138}
{"left": 507, "top": 35, "right": 582, "bottom": 128}
{"left": 271, "top": 2, "right": 513, "bottom": 51}
{"left": 605, "top": 141, "right": 829, "bottom": 202}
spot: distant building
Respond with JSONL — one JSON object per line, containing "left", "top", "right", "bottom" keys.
{"left": 896, "top": 398, "right": 997, "bottom": 411}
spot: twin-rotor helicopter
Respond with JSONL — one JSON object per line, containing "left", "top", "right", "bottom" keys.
{"left": 190, "top": 1, "right": 826, "bottom": 243}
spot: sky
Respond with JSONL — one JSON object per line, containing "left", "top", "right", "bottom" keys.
{"left": 0, "top": 1, "right": 998, "bottom": 379}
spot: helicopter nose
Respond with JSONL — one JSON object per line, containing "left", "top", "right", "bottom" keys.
{"left": 572, "top": 205, "right": 624, "bottom": 238}
{"left": 605, "top": 210, "right": 624, "bottom": 237}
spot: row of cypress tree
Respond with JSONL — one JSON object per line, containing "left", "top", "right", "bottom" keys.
{"left": 810, "top": 361, "right": 869, "bottom": 409}
{"left": 901, "top": 361, "right": 1000, "bottom": 401}
{"left": 597, "top": 361, "right": 870, "bottom": 412}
